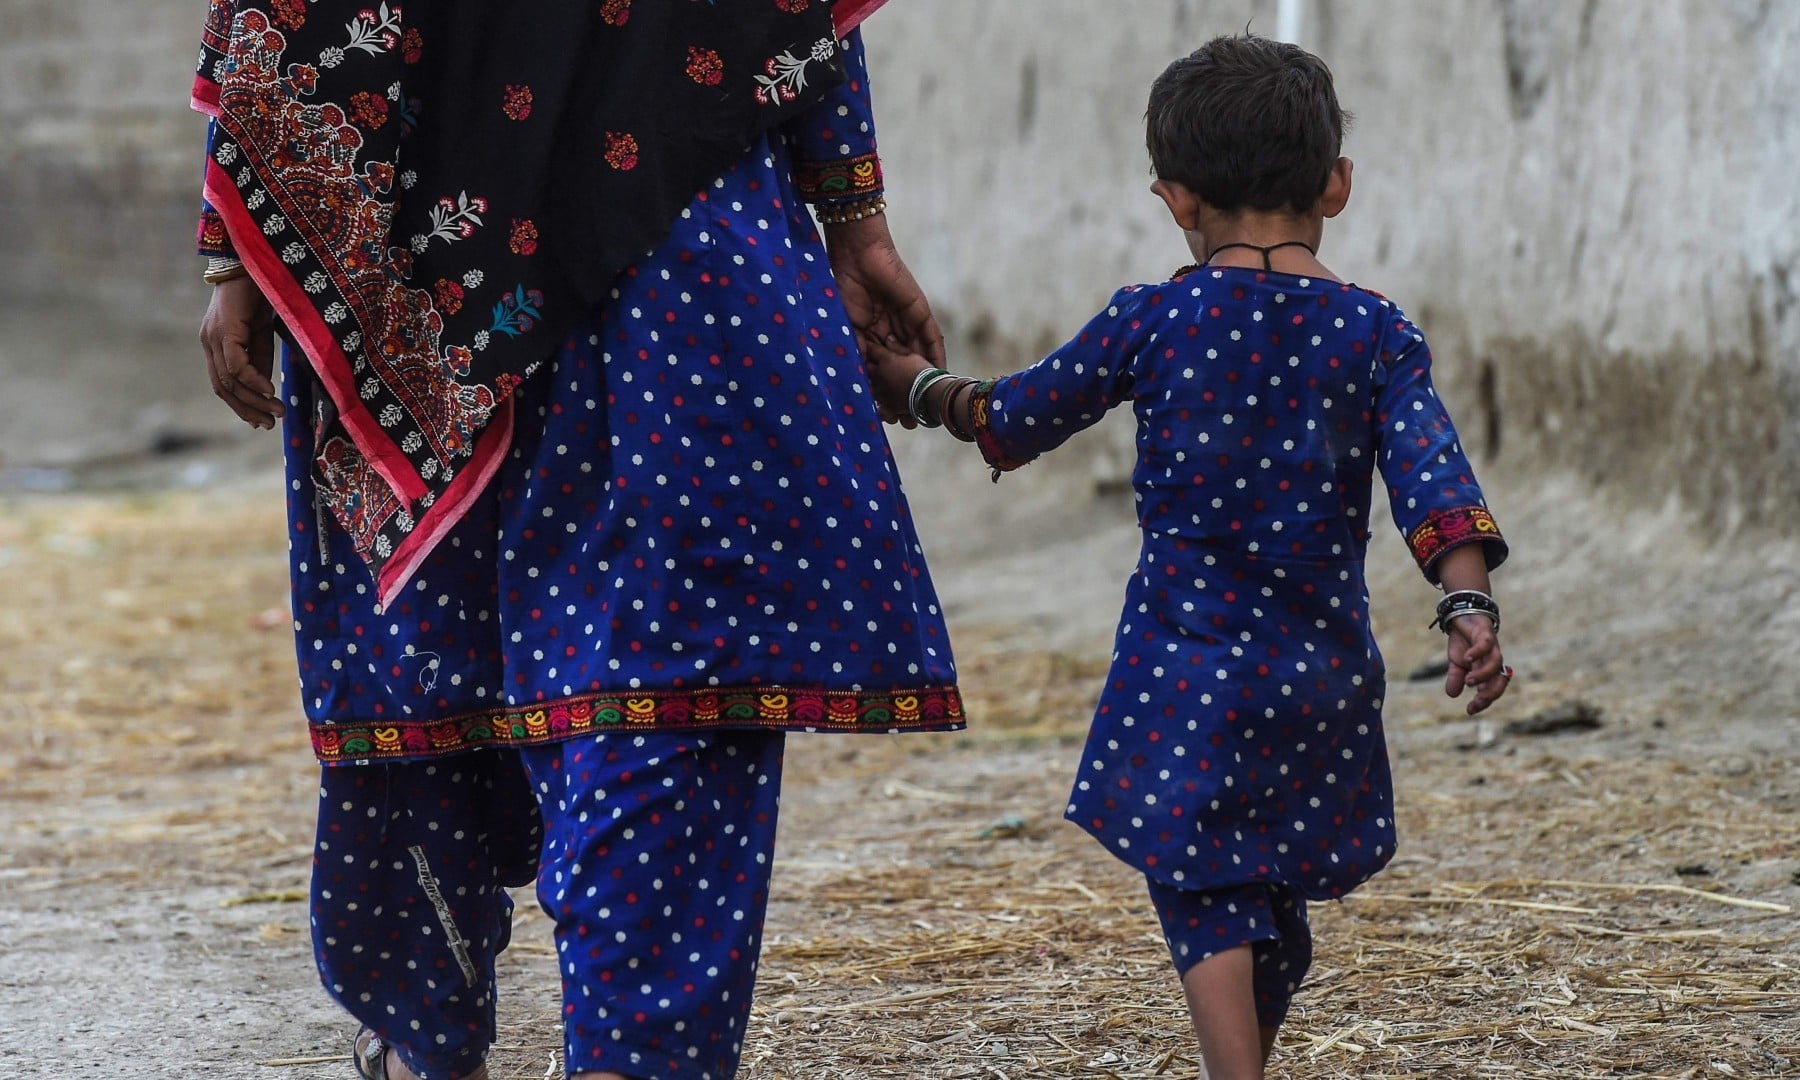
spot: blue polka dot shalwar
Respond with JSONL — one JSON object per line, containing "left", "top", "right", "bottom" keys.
{"left": 970, "top": 267, "right": 1507, "bottom": 903}
{"left": 267, "top": 33, "right": 965, "bottom": 1080}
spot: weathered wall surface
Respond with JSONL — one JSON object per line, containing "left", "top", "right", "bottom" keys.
{"left": 1, "top": 0, "right": 1795, "bottom": 529}
{"left": 865, "top": 0, "right": 1800, "bottom": 534}
{"left": 0, "top": 0, "right": 234, "bottom": 468}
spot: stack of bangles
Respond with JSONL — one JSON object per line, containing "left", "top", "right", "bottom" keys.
{"left": 204, "top": 256, "right": 248, "bottom": 284}
{"left": 1431, "top": 589, "right": 1514, "bottom": 684}
{"left": 906, "top": 366, "right": 980, "bottom": 442}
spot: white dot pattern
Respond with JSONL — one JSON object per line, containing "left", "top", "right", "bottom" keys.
{"left": 280, "top": 127, "right": 959, "bottom": 759}
{"left": 977, "top": 270, "right": 1504, "bottom": 899}
{"left": 1147, "top": 877, "right": 1312, "bottom": 1026}
{"left": 312, "top": 753, "right": 541, "bottom": 1078}
{"left": 520, "top": 731, "right": 784, "bottom": 1078}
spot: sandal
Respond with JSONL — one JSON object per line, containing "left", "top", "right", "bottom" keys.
{"left": 353, "top": 1028, "right": 390, "bottom": 1080}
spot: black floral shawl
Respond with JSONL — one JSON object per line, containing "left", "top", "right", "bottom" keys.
{"left": 193, "top": 0, "right": 880, "bottom": 604}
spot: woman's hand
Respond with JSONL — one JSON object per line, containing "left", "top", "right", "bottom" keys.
{"left": 200, "top": 276, "right": 284, "bottom": 429}
{"left": 823, "top": 214, "right": 945, "bottom": 423}
{"left": 1445, "top": 615, "right": 1508, "bottom": 715}
{"left": 860, "top": 337, "right": 932, "bottom": 429}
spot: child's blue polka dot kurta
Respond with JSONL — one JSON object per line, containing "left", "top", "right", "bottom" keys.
{"left": 972, "top": 268, "right": 1506, "bottom": 900}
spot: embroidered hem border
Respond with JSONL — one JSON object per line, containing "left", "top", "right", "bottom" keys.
{"left": 1407, "top": 505, "right": 1505, "bottom": 582}
{"left": 311, "top": 683, "right": 966, "bottom": 763}
{"left": 794, "top": 152, "right": 883, "bottom": 203}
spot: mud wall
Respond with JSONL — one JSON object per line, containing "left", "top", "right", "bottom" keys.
{"left": 1, "top": 0, "right": 1794, "bottom": 528}
{"left": 865, "top": 0, "right": 1800, "bottom": 533}
{"left": 0, "top": 0, "right": 230, "bottom": 468}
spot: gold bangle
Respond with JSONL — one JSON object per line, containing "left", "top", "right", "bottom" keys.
{"left": 813, "top": 195, "right": 886, "bottom": 226}
{"left": 203, "top": 256, "right": 248, "bottom": 285}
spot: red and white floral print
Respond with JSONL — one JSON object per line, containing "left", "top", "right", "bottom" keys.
{"left": 753, "top": 37, "right": 835, "bottom": 105}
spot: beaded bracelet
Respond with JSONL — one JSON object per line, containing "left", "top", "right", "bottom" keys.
{"left": 814, "top": 195, "right": 887, "bottom": 226}
{"left": 203, "top": 256, "right": 248, "bottom": 284}
{"left": 1430, "top": 589, "right": 1500, "bottom": 633}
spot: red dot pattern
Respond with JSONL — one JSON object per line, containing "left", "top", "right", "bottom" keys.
{"left": 980, "top": 269, "right": 1501, "bottom": 899}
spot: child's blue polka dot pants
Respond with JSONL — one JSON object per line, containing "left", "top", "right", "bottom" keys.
{"left": 1146, "top": 878, "right": 1313, "bottom": 1028}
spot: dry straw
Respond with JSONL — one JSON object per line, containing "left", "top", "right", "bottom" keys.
{"left": 1, "top": 494, "right": 1794, "bottom": 1078}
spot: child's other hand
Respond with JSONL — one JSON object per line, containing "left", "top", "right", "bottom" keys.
{"left": 862, "top": 336, "right": 932, "bottom": 429}
{"left": 1444, "top": 616, "right": 1509, "bottom": 715}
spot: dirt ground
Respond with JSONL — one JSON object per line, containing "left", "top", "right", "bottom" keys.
{"left": 1, "top": 463, "right": 1796, "bottom": 1079}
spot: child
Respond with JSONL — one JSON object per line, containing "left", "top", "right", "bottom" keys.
{"left": 867, "top": 34, "right": 1512, "bottom": 1080}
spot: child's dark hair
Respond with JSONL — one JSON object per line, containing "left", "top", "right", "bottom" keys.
{"left": 1147, "top": 35, "right": 1347, "bottom": 215}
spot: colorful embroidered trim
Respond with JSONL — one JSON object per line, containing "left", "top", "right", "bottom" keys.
{"left": 197, "top": 206, "right": 234, "bottom": 258}
{"left": 969, "top": 381, "right": 1031, "bottom": 478}
{"left": 310, "top": 684, "right": 966, "bottom": 763}
{"left": 1407, "top": 505, "right": 1505, "bottom": 580}
{"left": 794, "top": 152, "right": 883, "bottom": 203}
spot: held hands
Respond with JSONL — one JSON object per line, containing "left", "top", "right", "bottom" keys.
{"left": 822, "top": 214, "right": 944, "bottom": 425}
{"left": 199, "top": 276, "right": 283, "bottom": 429}
{"left": 860, "top": 337, "right": 934, "bottom": 428}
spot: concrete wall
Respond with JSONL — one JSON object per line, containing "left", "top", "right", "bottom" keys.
{"left": 2, "top": 0, "right": 1795, "bottom": 529}
{"left": 865, "top": 0, "right": 1800, "bottom": 532}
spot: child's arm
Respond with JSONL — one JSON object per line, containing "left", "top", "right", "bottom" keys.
{"left": 1373, "top": 312, "right": 1511, "bottom": 713}
{"left": 867, "top": 286, "right": 1153, "bottom": 470}
{"left": 1433, "top": 545, "right": 1506, "bottom": 714}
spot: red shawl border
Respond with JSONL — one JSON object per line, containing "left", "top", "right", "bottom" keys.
{"left": 199, "top": 148, "right": 516, "bottom": 607}
{"left": 192, "top": 0, "right": 892, "bottom": 607}
{"left": 834, "top": 0, "right": 889, "bottom": 34}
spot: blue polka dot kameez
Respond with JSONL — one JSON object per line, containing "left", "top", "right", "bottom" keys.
{"left": 970, "top": 267, "right": 1507, "bottom": 1021}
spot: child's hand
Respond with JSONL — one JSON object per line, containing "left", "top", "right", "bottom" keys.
{"left": 862, "top": 336, "right": 933, "bottom": 429}
{"left": 1444, "top": 615, "right": 1509, "bottom": 715}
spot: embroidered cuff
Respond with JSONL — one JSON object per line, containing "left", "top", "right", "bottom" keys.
{"left": 1407, "top": 506, "right": 1507, "bottom": 584}
{"left": 794, "top": 151, "right": 883, "bottom": 205}
{"left": 197, "top": 205, "right": 236, "bottom": 259}
{"left": 970, "top": 381, "right": 1032, "bottom": 476}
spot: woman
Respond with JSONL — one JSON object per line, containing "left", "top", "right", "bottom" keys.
{"left": 192, "top": 2, "right": 959, "bottom": 1077}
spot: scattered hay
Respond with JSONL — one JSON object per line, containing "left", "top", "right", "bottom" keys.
{"left": 2, "top": 492, "right": 1795, "bottom": 1078}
